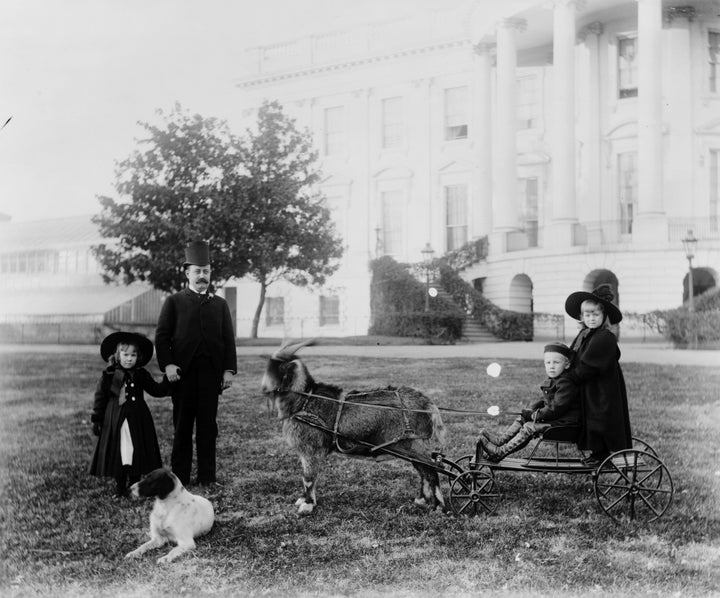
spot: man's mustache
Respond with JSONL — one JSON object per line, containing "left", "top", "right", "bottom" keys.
{"left": 197, "top": 278, "right": 209, "bottom": 284}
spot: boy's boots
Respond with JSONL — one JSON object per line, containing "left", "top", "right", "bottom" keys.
{"left": 480, "top": 427, "right": 535, "bottom": 462}
{"left": 480, "top": 418, "right": 523, "bottom": 446}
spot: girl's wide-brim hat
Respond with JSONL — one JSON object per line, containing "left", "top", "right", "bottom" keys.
{"left": 100, "top": 331, "right": 154, "bottom": 367}
{"left": 564, "top": 283, "right": 623, "bottom": 324}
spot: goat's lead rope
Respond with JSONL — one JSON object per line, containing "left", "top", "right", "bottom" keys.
{"left": 278, "top": 387, "right": 493, "bottom": 416}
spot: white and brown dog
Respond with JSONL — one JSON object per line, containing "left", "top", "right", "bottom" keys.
{"left": 124, "top": 468, "right": 215, "bottom": 564}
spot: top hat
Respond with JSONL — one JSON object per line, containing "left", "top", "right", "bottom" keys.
{"left": 543, "top": 342, "right": 573, "bottom": 360}
{"left": 100, "top": 331, "right": 154, "bottom": 368}
{"left": 564, "top": 283, "right": 623, "bottom": 324}
{"left": 183, "top": 240, "right": 211, "bottom": 268}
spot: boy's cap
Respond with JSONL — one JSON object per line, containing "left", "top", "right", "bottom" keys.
{"left": 543, "top": 342, "right": 572, "bottom": 359}
{"left": 100, "top": 331, "right": 154, "bottom": 367}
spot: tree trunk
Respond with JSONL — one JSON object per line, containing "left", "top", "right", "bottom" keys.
{"left": 251, "top": 280, "right": 267, "bottom": 339}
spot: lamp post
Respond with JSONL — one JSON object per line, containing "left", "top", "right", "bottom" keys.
{"left": 421, "top": 242, "right": 435, "bottom": 312}
{"left": 681, "top": 229, "right": 697, "bottom": 312}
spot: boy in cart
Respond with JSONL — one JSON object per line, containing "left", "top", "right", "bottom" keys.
{"left": 477, "top": 342, "right": 580, "bottom": 462}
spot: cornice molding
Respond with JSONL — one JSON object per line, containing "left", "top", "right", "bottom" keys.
{"left": 236, "top": 40, "right": 472, "bottom": 89}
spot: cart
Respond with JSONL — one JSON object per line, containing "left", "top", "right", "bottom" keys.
{"left": 444, "top": 425, "right": 674, "bottom": 525}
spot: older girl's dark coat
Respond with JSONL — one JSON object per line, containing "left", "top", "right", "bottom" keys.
{"left": 569, "top": 327, "right": 632, "bottom": 453}
{"left": 89, "top": 366, "right": 169, "bottom": 479}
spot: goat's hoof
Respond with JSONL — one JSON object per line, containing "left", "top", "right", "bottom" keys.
{"left": 297, "top": 501, "right": 315, "bottom": 515}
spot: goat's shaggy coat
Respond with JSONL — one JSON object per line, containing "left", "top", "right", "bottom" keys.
{"left": 261, "top": 340, "right": 447, "bottom": 514}
{"left": 124, "top": 468, "right": 214, "bottom": 564}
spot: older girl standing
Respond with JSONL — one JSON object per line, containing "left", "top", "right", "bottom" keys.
{"left": 564, "top": 284, "right": 632, "bottom": 466}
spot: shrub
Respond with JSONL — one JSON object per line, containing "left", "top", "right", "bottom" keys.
{"left": 369, "top": 256, "right": 464, "bottom": 342}
{"left": 650, "top": 287, "right": 720, "bottom": 347}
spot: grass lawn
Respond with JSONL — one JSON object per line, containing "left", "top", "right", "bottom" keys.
{"left": 1, "top": 349, "right": 719, "bottom": 597}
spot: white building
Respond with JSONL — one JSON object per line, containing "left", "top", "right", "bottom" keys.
{"left": 233, "top": 0, "right": 720, "bottom": 341}
{"left": 0, "top": 216, "right": 166, "bottom": 343}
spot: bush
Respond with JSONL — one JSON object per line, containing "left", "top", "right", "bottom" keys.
{"left": 437, "top": 263, "right": 533, "bottom": 341}
{"left": 695, "top": 286, "right": 720, "bottom": 311}
{"left": 651, "top": 308, "right": 720, "bottom": 347}
{"left": 369, "top": 256, "right": 464, "bottom": 342}
{"left": 650, "top": 287, "right": 720, "bottom": 347}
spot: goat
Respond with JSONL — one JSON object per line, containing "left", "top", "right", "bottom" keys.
{"left": 261, "top": 340, "right": 447, "bottom": 515}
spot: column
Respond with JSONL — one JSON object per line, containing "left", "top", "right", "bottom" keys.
{"left": 546, "top": 0, "right": 580, "bottom": 248}
{"left": 492, "top": 18, "right": 525, "bottom": 250}
{"left": 579, "top": 22, "right": 605, "bottom": 245}
{"left": 635, "top": 0, "right": 667, "bottom": 241}
{"left": 473, "top": 41, "right": 494, "bottom": 237}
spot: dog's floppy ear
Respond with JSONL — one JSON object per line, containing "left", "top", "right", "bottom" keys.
{"left": 138, "top": 468, "right": 176, "bottom": 500}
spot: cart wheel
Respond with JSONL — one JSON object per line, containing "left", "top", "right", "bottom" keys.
{"left": 632, "top": 436, "right": 658, "bottom": 457}
{"left": 453, "top": 454, "right": 481, "bottom": 472}
{"left": 594, "top": 449, "right": 673, "bottom": 524}
{"left": 449, "top": 469, "right": 501, "bottom": 517}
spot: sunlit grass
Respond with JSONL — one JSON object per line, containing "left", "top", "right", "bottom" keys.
{"left": 1, "top": 350, "right": 719, "bottom": 597}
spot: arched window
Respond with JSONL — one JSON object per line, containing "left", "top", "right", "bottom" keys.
{"left": 683, "top": 268, "right": 717, "bottom": 305}
{"left": 509, "top": 274, "right": 533, "bottom": 314}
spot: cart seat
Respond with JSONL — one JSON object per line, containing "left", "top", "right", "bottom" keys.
{"left": 526, "top": 425, "right": 583, "bottom": 463}
{"left": 538, "top": 425, "right": 580, "bottom": 443}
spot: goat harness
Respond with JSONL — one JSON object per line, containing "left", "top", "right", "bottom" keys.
{"left": 287, "top": 387, "right": 429, "bottom": 455}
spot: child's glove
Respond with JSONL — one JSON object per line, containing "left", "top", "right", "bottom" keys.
{"left": 92, "top": 422, "right": 102, "bottom": 436}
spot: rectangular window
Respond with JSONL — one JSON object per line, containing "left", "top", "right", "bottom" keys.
{"left": 265, "top": 297, "right": 285, "bottom": 327}
{"left": 618, "top": 152, "right": 637, "bottom": 234}
{"left": 324, "top": 106, "right": 344, "bottom": 156}
{"left": 710, "top": 31, "right": 720, "bottom": 93}
{"left": 319, "top": 295, "right": 340, "bottom": 326}
{"left": 445, "top": 184, "right": 468, "bottom": 251}
{"left": 618, "top": 36, "right": 638, "bottom": 98}
{"left": 444, "top": 86, "right": 468, "bottom": 140}
{"left": 381, "top": 97, "right": 403, "bottom": 148}
{"left": 711, "top": 150, "right": 720, "bottom": 232}
{"left": 381, "top": 190, "right": 404, "bottom": 256}
{"left": 517, "top": 76, "right": 539, "bottom": 129}
{"left": 519, "top": 177, "right": 539, "bottom": 247}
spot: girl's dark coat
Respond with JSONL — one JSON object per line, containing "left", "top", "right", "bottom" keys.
{"left": 89, "top": 366, "right": 169, "bottom": 479}
{"left": 569, "top": 327, "right": 632, "bottom": 453}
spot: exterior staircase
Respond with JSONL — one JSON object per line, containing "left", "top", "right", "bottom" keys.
{"left": 430, "top": 283, "right": 496, "bottom": 343}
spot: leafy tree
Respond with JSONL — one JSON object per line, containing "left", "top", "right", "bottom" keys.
{"left": 234, "top": 101, "right": 344, "bottom": 338}
{"left": 94, "top": 100, "right": 344, "bottom": 338}
{"left": 93, "top": 103, "right": 247, "bottom": 291}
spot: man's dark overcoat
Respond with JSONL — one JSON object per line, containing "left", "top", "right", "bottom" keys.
{"left": 89, "top": 366, "right": 169, "bottom": 478}
{"left": 569, "top": 327, "right": 632, "bottom": 453}
{"left": 155, "top": 289, "right": 236, "bottom": 387}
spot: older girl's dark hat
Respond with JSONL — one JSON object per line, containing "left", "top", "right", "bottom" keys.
{"left": 564, "top": 283, "right": 623, "bottom": 324}
{"left": 100, "top": 331, "right": 154, "bottom": 367}
{"left": 183, "top": 240, "right": 211, "bottom": 268}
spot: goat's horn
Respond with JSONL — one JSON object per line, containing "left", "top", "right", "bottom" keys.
{"left": 272, "top": 338, "right": 315, "bottom": 359}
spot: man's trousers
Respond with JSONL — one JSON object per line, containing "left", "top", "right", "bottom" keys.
{"left": 170, "top": 355, "right": 219, "bottom": 485}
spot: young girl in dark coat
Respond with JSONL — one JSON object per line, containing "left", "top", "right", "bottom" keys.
{"left": 564, "top": 284, "right": 632, "bottom": 466}
{"left": 89, "top": 331, "right": 170, "bottom": 497}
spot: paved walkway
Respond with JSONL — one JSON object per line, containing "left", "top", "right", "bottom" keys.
{"left": 3, "top": 341, "right": 717, "bottom": 367}
{"left": 255, "top": 341, "right": 719, "bottom": 367}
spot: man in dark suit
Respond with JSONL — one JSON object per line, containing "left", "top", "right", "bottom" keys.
{"left": 155, "top": 241, "right": 237, "bottom": 486}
